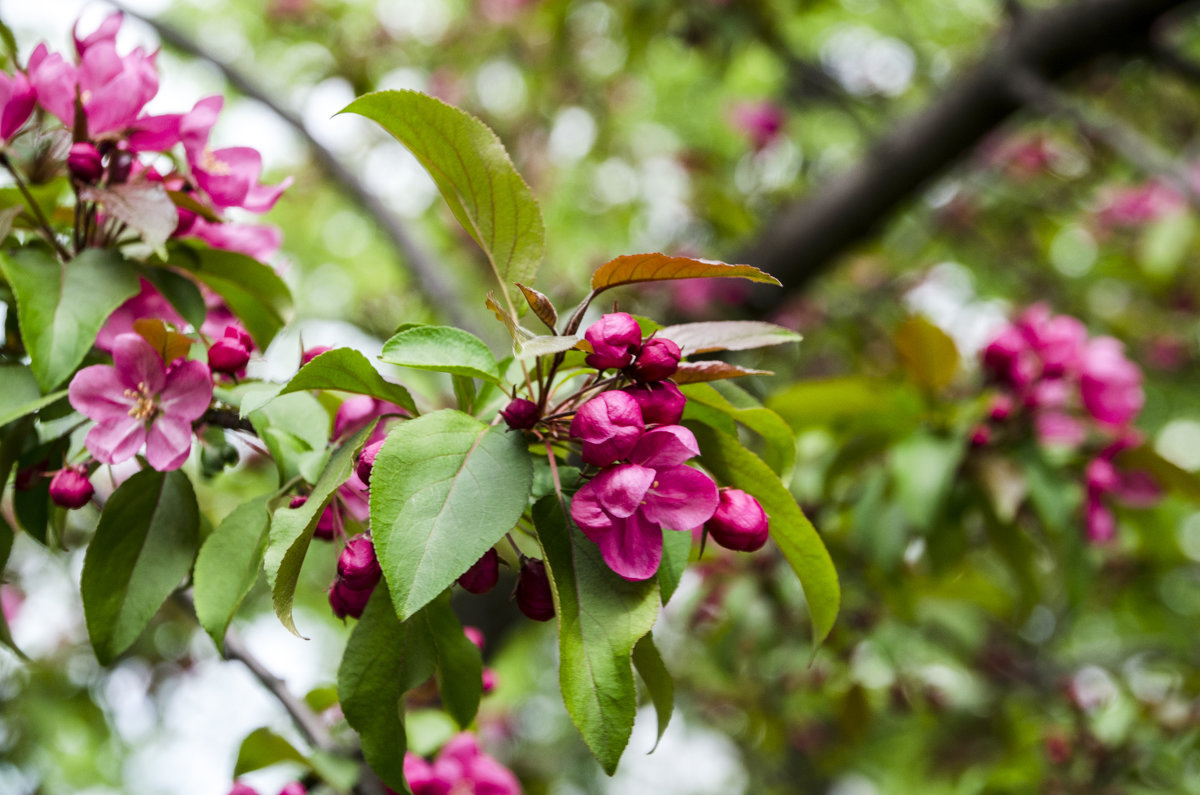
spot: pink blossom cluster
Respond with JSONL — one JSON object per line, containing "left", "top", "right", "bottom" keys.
{"left": 979, "top": 304, "right": 1159, "bottom": 541}
{"left": 398, "top": 733, "right": 521, "bottom": 795}
{"left": 329, "top": 534, "right": 382, "bottom": 619}
{"left": 227, "top": 781, "right": 306, "bottom": 795}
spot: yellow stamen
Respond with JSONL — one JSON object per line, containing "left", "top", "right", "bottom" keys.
{"left": 124, "top": 382, "right": 160, "bottom": 422}
{"left": 200, "top": 147, "right": 232, "bottom": 176}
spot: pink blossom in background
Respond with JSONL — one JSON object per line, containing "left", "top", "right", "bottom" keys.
{"left": 983, "top": 132, "right": 1057, "bottom": 180}
{"left": 731, "top": 101, "right": 786, "bottom": 151}
{"left": 333, "top": 396, "right": 407, "bottom": 444}
{"left": 1, "top": 584, "right": 23, "bottom": 625}
{"left": 184, "top": 217, "right": 284, "bottom": 263}
{"left": 1080, "top": 337, "right": 1143, "bottom": 427}
{"left": 1014, "top": 304, "right": 1087, "bottom": 378}
{"left": 664, "top": 277, "right": 751, "bottom": 319}
{"left": 399, "top": 732, "right": 521, "bottom": 795}
{"left": 1095, "top": 180, "right": 1185, "bottom": 229}
{"left": 68, "top": 333, "right": 213, "bottom": 471}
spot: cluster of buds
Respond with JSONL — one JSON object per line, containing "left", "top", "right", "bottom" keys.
{"left": 398, "top": 733, "right": 521, "bottom": 795}
{"left": 329, "top": 534, "right": 382, "bottom": 619}
{"left": 978, "top": 304, "right": 1159, "bottom": 541}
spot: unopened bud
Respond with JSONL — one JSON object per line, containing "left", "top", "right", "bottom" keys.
{"left": 705, "top": 489, "right": 769, "bottom": 552}
{"left": 969, "top": 425, "right": 991, "bottom": 447}
{"left": 356, "top": 440, "right": 384, "bottom": 485}
{"left": 208, "top": 337, "right": 251, "bottom": 375}
{"left": 515, "top": 558, "right": 555, "bottom": 621}
{"left": 583, "top": 312, "right": 642, "bottom": 371}
{"left": 458, "top": 548, "right": 500, "bottom": 594}
{"left": 622, "top": 381, "right": 686, "bottom": 426}
{"left": 463, "top": 626, "right": 485, "bottom": 650}
{"left": 49, "top": 465, "right": 94, "bottom": 509}
{"left": 482, "top": 668, "right": 498, "bottom": 693}
{"left": 67, "top": 142, "right": 104, "bottom": 184}
{"left": 107, "top": 149, "right": 134, "bottom": 184}
{"left": 337, "top": 535, "right": 382, "bottom": 590}
{"left": 631, "top": 337, "right": 681, "bottom": 382}
{"left": 291, "top": 494, "right": 336, "bottom": 540}
{"left": 329, "top": 578, "right": 373, "bottom": 619}
{"left": 301, "top": 345, "right": 331, "bottom": 366}
{"left": 500, "top": 398, "right": 540, "bottom": 430}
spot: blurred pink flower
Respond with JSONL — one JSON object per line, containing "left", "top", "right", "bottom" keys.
{"left": 180, "top": 95, "right": 291, "bottom": 213}
{"left": 731, "top": 101, "right": 786, "bottom": 151}
{"left": 1095, "top": 180, "right": 1185, "bottom": 228}
{"left": 399, "top": 732, "right": 521, "bottom": 795}
{"left": 1079, "top": 337, "right": 1143, "bottom": 427}
{"left": 95, "top": 278, "right": 189, "bottom": 352}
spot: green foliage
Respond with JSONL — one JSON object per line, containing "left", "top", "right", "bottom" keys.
{"left": 193, "top": 494, "right": 273, "bottom": 652}
{"left": 0, "top": 365, "right": 66, "bottom": 427}
{"left": 421, "top": 590, "right": 484, "bottom": 729}
{"left": 631, "top": 633, "right": 674, "bottom": 752}
{"left": 274, "top": 347, "right": 418, "bottom": 415}
{"left": 167, "top": 245, "right": 292, "bottom": 349}
{"left": 380, "top": 325, "right": 503, "bottom": 385}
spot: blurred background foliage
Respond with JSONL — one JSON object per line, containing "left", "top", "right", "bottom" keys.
{"left": 5, "top": 0, "right": 1200, "bottom": 793}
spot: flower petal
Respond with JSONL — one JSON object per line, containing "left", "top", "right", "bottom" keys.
{"left": 630, "top": 425, "right": 700, "bottom": 468}
{"left": 69, "top": 364, "right": 136, "bottom": 422}
{"left": 144, "top": 415, "right": 193, "bottom": 471}
{"left": 591, "top": 511, "right": 663, "bottom": 582}
{"left": 570, "top": 478, "right": 615, "bottom": 534}
{"left": 593, "top": 463, "right": 655, "bottom": 519}
{"left": 641, "top": 465, "right": 719, "bottom": 530}
{"left": 159, "top": 360, "right": 214, "bottom": 421}
{"left": 86, "top": 416, "right": 146, "bottom": 465}
{"left": 111, "top": 333, "right": 166, "bottom": 394}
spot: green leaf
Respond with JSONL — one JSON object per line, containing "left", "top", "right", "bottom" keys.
{"left": 343, "top": 90, "right": 545, "bottom": 314}
{"left": 421, "top": 590, "right": 483, "bottom": 728}
{"left": 1118, "top": 445, "right": 1200, "bottom": 504}
{"left": 889, "top": 433, "right": 964, "bottom": 532}
{"left": 371, "top": 410, "right": 532, "bottom": 620}
{"left": 0, "top": 247, "right": 140, "bottom": 391}
{"left": 672, "top": 361, "right": 773, "bottom": 384}
{"left": 234, "top": 727, "right": 308, "bottom": 776}
{"left": 681, "top": 383, "right": 795, "bottom": 480}
{"left": 516, "top": 334, "right": 583, "bottom": 359}
{"left": 265, "top": 422, "right": 376, "bottom": 637}
{"left": 632, "top": 634, "right": 673, "bottom": 752}
{"left": 273, "top": 347, "right": 417, "bottom": 415}
{"left": 658, "top": 529, "right": 691, "bottom": 606}
{"left": 168, "top": 245, "right": 292, "bottom": 349}
{"left": 767, "top": 377, "right": 921, "bottom": 433}
{"left": 685, "top": 421, "right": 840, "bottom": 646}
{"left": 193, "top": 495, "right": 272, "bottom": 653}
{"left": 140, "top": 267, "right": 207, "bottom": 331}
{"left": 249, "top": 391, "right": 331, "bottom": 486}
{"left": 338, "top": 584, "right": 436, "bottom": 793}
{"left": 656, "top": 321, "right": 801, "bottom": 356}
{"left": 589, "top": 254, "right": 781, "bottom": 295}
{"left": 380, "top": 326, "right": 501, "bottom": 385}
{"left": 533, "top": 496, "right": 660, "bottom": 774}
{"left": 80, "top": 469, "right": 200, "bottom": 664}
{"left": 0, "top": 365, "right": 66, "bottom": 427}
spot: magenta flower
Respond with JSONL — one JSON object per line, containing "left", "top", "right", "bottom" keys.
{"left": 731, "top": 100, "right": 785, "bottom": 151}
{"left": 583, "top": 312, "right": 642, "bottom": 371}
{"left": 400, "top": 733, "right": 521, "bottom": 795}
{"left": 515, "top": 558, "right": 554, "bottom": 621}
{"left": 500, "top": 397, "right": 540, "bottom": 430}
{"left": 1014, "top": 304, "right": 1088, "bottom": 378}
{"left": 95, "top": 278, "right": 189, "bottom": 353}
{"left": 705, "top": 488, "right": 769, "bottom": 552}
{"left": 458, "top": 547, "right": 500, "bottom": 594}
{"left": 179, "top": 95, "right": 292, "bottom": 212}
{"left": 68, "top": 333, "right": 213, "bottom": 471}
{"left": 1080, "top": 337, "right": 1143, "bottom": 427}
{"left": 184, "top": 216, "right": 284, "bottom": 262}
{"left": 49, "top": 466, "right": 94, "bottom": 510}
{"left": 208, "top": 325, "right": 254, "bottom": 375}
{"left": 337, "top": 535, "right": 382, "bottom": 590}
{"left": 569, "top": 391, "right": 645, "bottom": 467}
{"left": 0, "top": 70, "right": 35, "bottom": 141}
{"left": 622, "top": 381, "right": 687, "bottom": 426}
{"left": 571, "top": 426, "right": 719, "bottom": 580}
{"left": 631, "top": 337, "right": 681, "bottom": 382}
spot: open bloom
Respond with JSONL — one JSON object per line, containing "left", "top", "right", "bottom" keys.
{"left": 571, "top": 426, "right": 718, "bottom": 580}
{"left": 180, "top": 95, "right": 292, "bottom": 213}
{"left": 0, "top": 70, "right": 35, "bottom": 141}
{"left": 69, "top": 333, "right": 213, "bottom": 471}
{"left": 401, "top": 733, "right": 521, "bottom": 795}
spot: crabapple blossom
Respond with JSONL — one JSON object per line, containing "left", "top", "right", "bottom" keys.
{"left": 569, "top": 391, "right": 644, "bottom": 467}
{"left": 515, "top": 558, "right": 554, "bottom": 621}
{"left": 500, "top": 397, "right": 540, "bottom": 429}
{"left": 356, "top": 439, "right": 385, "bottom": 485}
{"left": 583, "top": 312, "right": 641, "bottom": 371}
{"left": 337, "top": 535, "right": 382, "bottom": 590}
{"left": 208, "top": 325, "right": 254, "bottom": 375}
{"left": 622, "top": 380, "right": 687, "bottom": 426}
{"left": 705, "top": 488, "right": 769, "bottom": 552}
{"left": 459, "top": 548, "right": 501, "bottom": 594}
{"left": 48, "top": 466, "right": 94, "bottom": 510}
{"left": 1080, "top": 337, "right": 1143, "bottom": 427}
{"left": 630, "top": 337, "right": 681, "bottom": 382}
{"left": 0, "top": 70, "right": 35, "bottom": 141}
{"left": 400, "top": 733, "right": 521, "bottom": 795}
{"left": 67, "top": 142, "right": 104, "bottom": 183}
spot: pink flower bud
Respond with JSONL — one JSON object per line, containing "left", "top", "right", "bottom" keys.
{"left": 463, "top": 626, "right": 485, "bottom": 650}
{"left": 458, "top": 547, "right": 500, "bottom": 594}
{"left": 330, "top": 578, "right": 374, "bottom": 619}
{"left": 208, "top": 337, "right": 251, "bottom": 375}
{"left": 482, "top": 668, "right": 498, "bottom": 693}
{"left": 1085, "top": 497, "right": 1115, "bottom": 543}
{"left": 500, "top": 397, "right": 540, "bottom": 430}
{"left": 631, "top": 337, "right": 681, "bottom": 382}
{"left": 315, "top": 505, "right": 337, "bottom": 540}
{"left": 49, "top": 465, "right": 94, "bottom": 509}
{"left": 705, "top": 489, "right": 769, "bottom": 552}
{"left": 227, "top": 784, "right": 260, "bottom": 795}
{"left": 969, "top": 426, "right": 991, "bottom": 447}
{"left": 622, "top": 381, "right": 686, "bottom": 426}
{"left": 301, "top": 345, "right": 331, "bottom": 366}
{"left": 108, "top": 150, "right": 134, "bottom": 185}
{"left": 583, "top": 312, "right": 642, "bottom": 371}
{"left": 289, "top": 495, "right": 308, "bottom": 510}
{"left": 67, "top": 142, "right": 104, "bottom": 184}
{"left": 356, "top": 440, "right": 384, "bottom": 485}
{"left": 988, "top": 394, "right": 1014, "bottom": 422}
{"left": 569, "top": 391, "right": 644, "bottom": 467}
{"left": 337, "top": 535, "right": 382, "bottom": 590}
{"left": 278, "top": 785, "right": 307, "bottom": 795}
{"left": 515, "top": 558, "right": 554, "bottom": 621}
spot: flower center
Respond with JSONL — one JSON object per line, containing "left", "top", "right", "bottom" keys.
{"left": 201, "top": 147, "right": 232, "bottom": 176}
{"left": 124, "top": 382, "right": 160, "bottom": 422}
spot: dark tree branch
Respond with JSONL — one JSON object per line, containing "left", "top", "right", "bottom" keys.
{"left": 201, "top": 406, "right": 257, "bottom": 435}
{"left": 111, "top": 2, "right": 476, "bottom": 333}
{"left": 737, "top": 0, "right": 1194, "bottom": 305}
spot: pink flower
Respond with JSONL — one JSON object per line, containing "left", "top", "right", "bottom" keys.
{"left": 583, "top": 312, "right": 642, "bottom": 371}
{"left": 500, "top": 397, "right": 540, "bottom": 430}
{"left": 1096, "top": 180, "right": 1185, "bottom": 228}
{"left": 571, "top": 426, "right": 719, "bottom": 580}
{"left": 1034, "top": 411, "right": 1086, "bottom": 448}
{"left": 705, "top": 488, "right": 768, "bottom": 552}
{"left": 982, "top": 325, "right": 1039, "bottom": 390}
{"left": 179, "top": 95, "right": 291, "bottom": 213}
{"left": 334, "top": 396, "right": 407, "bottom": 443}
{"left": 337, "top": 535, "right": 382, "bottom": 590}
{"left": 225, "top": 783, "right": 259, "bottom": 795}
{"left": 68, "top": 333, "right": 213, "bottom": 471}
{"left": 208, "top": 325, "right": 254, "bottom": 375}
{"left": 0, "top": 70, "right": 35, "bottom": 141}
{"left": 49, "top": 466, "right": 94, "bottom": 510}
{"left": 400, "top": 733, "right": 521, "bottom": 795}
{"left": 96, "top": 278, "right": 188, "bottom": 352}
{"left": 1014, "top": 304, "right": 1088, "bottom": 378}
{"left": 184, "top": 217, "right": 283, "bottom": 262}
{"left": 1085, "top": 496, "right": 1116, "bottom": 543}
{"left": 569, "top": 391, "right": 644, "bottom": 467}
{"left": 458, "top": 548, "right": 500, "bottom": 594}
{"left": 1079, "top": 337, "right": 1143, "bottom": 427}
{"left": 622, "top": 381, "right": 686, "bottom": 426}
{"left": 356, "top": 439, "right": 384, "bottom": 485}
{"left": 631, "top": 337, "right": 681, "bottom": 382}
{"left": 277, "top": 785, "right": 307, "bottom": 795}
{"left": 731, "top": 101, "right": 785, "bottom": 150}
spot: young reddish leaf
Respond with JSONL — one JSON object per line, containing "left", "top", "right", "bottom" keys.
{"left": 656, "top": 321, "right": 801, "bottom": 356}
{"left": 895, "top": 315, "right": 959, "bottom": 391}
{"left": 132, "top": 318, "right": 192, "bottom": 364}
{"left": 672, "top": 361, "right": 773, "bottom": 384}
{"left": 516, "top": 282, "right": 558, "bottom": 331}
{"left": 590, "top": 254, "right": 781, "bottom": 294}
{"left": 81, "top": 182, "right": 178, "bottom": 252}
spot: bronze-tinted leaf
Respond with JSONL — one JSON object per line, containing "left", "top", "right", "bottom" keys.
{"left": 672, "top": 361, "right": 773, "bottom": 384}
{"left": 590, "top": 253, "right": 781, "bottom": 294}
{"left": 516, "top": 282, "right": 558, "bottom": 331}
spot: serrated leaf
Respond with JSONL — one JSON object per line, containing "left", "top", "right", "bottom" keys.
{"left": 81, "top": 469, "right": 200, "bottom": 664}
{"left": 265, "top": 422, "right": 376, "bottom": 637}
{"left": 421, "top": 590, "right": 482, "bottom": 728}
{"left": 632, "top": 634, "right": 673, "bottom": 752}
{"left": 895, "top": 316, "right": 959, "bottom": 391}
{"left": 234, "top": 727, "right": 308, "bottom": 776}
{"left": 516, "top": 334, "right": 582, "bottom": 359}
{"left": 656, "top": 321, "right": 801, "bottom": 356}
{"left": 169, "top": 244, "right": 292, "bottom": 349}
{"left": 0, "top": 247, "right": 140, "bottom": 391}
{"left": 590, "top": 254, "right": 780, "bottom": 295}
{"left": 338, "top": 584, "right": 436, "bottom": 793}
{"left": 534, "top": 496, "right": 659, "bottom": 774}
{"left": 271, "top": 348, "right": 417, "bottom": 415}
{"left": 81, "top": 181, "right": 177, "bottom": 251}
{"left": 193, "top": 495, "right": 272, "bottom": 652}
{"left": 685, "top": 421, "right": 839, "bottom": 646}
{"left": 516, "top": 283, "right": 558, "bottom": 331}
{"left": 381, "top": 326, "right": 501, "bottom": 385}
{"left": 343, "top": 90, "right": 544, "bottom": 314}
{"left": 672, "top": 361, "right": 772, "bottom": 384}
{"left": 371, "top": 410, "right": 532, "bottom": 620}
{"left": 0, "top": 365, "right": 66, "bottom": 426}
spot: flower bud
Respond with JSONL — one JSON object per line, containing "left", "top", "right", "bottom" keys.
{"left": 631, "top": 337, "right": 681, "bottom": 382}
{"left": 301, "top": 345, "right": 331, "bottom": 366}
{"left": 464, "top": 626, "right": 485, "bottom": 650}
{"left": 482, "top": 668, "right": 498, "bottom": 693}
{"left": 278, "top": 785, "right": 308, "bottom": 795}
{"left": 67, "top": 142, "right": 104, "bottom": 184}
{"left": 569, "top": 391, "right": 644, "bottom": 467}
{"left": 988, "top": 393, "right": 1014, "bottom": 422}
{"left": 458, "top": 547, "right": 500, "bottom": 594}
{"left": 705, "top": 489, "right": 769, "bottom": 552}
{"left": 337, "top": 535, "right": 382, "bottom": 590}
{"left": 622, "top": 381, "right": 686, "bottom": 426}
{"left": 329, "top": 578, "right": 373, "bottom": 619}
{"left": 227, "top": 784, "right": 260, "bottom": 795}
{"left": 969, "top": 425, "right": 991, "bottom": 447}
{"left": 208, "top": 337, "right": 251, "bottom": 375}
{"left": 515, "top": 558, "right": 554, "bottom": 621}
{"left": 356, "top": 439, "right": 384, "bottom": 485}
{"left": 315, "top": 505, "right": 337, "bottom": 540}
{"left": 108, "top": 149, "right": 134, "bottom": 185}
{"left": 49, "top": 465, "right": 94, "bottom": 510}
{"left": 583, "top": 312, "right": 642, "bottom": 371}
{"left": 500, "top": 397, "right": 540, "bottom": 430}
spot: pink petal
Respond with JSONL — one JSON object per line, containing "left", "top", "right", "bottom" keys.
{"left": 630, "top": 425, "right": 700, "bottom": 468}
{"left": 69, "top": 364, "right": 137, "bottom": 422}
{"left": 145, "top": 416, "right": 194, "bottom": 471}
{"left": 86, "top": 416, "right": 146, "bottom": 465}
{"left": 241, "top": 176, "right": 293, "bottom": 213}
{"left": 127, "top": 113, "right": 183, "bottom": 152}
{"left": 75, "top": 11, "right": 123, "bottom": 55}
{"left": 111, "top": 333, "right": 166, "bottom": 394}
{"left": 590, "top": 511, "right": 663, "bottom": 582}
{"left": 159, "top": 360, "right": 213, "bottom": 421}
{"left": 641, "top": 465, "right": 719, "bottom": 530}
{"left": 590, "top": 464, "right": 654, "bottom": 519}
{"left": 180, "top": 95, "right": 223, "bottom": 156}
{"left": 570, "top": 478, "right": 614, "bottom": 535}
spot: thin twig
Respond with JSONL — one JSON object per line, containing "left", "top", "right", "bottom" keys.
{"left": 0, "top": 154, "right": 70, "bottom": 259}
{"left": 111, "top": 2, "right": 475, "bottom": 333}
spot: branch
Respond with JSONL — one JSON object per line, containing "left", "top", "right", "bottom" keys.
{"left": 736, "top": 0, "right": 1194, "bottom": 304}
{"left": 111, "top": 2, "right": 476, "bottom": 333}
{"left": 201, "top": 406, "right": 257, "bottom": 434}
